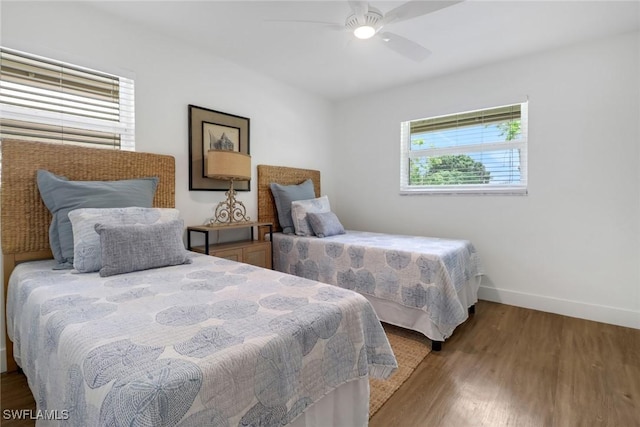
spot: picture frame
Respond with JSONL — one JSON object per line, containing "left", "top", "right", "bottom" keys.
{"left": 188, "top": 104, "right": 250, "bottom": 191}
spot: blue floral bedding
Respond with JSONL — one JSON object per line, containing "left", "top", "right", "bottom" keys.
{"left": 7, "top": 253, "right": 396, "bottom": 426}
{"left": 273, "top": 230, "right": 483, "bottom": 340}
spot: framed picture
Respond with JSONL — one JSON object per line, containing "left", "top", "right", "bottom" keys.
{"left": 188, "top": 104, "right": 250, "bottom": 191}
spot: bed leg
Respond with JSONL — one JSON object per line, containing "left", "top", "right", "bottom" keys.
{"left": 431, "top": 341, "right": 442, "bottom": 352}
{"left": 468, "top": 304, "right": 476, "bottom": 315}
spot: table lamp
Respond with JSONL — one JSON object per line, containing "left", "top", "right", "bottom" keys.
{"left": 206, "top": 150, "right": 251, "bottom": 224}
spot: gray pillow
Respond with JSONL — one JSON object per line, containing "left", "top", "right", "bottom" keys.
{"left": 69, "top": 207, "right": 181, "bottom": 273}
{"left": 36, "top": 170, "right": 159, "bottom": 269}
{"left": 270, "top": 179, "right": 315, "bottom": 234}
{"left": 307, "top": 211, "right": 346, "bottom": 238}
{"left": 291, "top": 195, "right": 331, "bottom": 237}
{"left": 95, "top": 219, "right": 191, "bottom": 277}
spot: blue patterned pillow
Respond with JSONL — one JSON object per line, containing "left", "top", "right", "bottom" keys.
{"left": 269, "top": 179, "right": 315, "bottom": 234}
{"left": 307, "top": 211, "right": 346, "bottom": 238}
{"left": 95, "top": 219, "right": 191, "bottom": 277}
{"left": 69, "top": 207, "right": 181, "bottom": 273}
{"left": 291, "top": 196, "right": 331, "bottom": 236}
{"left": 36, "top": 170, "right": 158, "bottom": 269}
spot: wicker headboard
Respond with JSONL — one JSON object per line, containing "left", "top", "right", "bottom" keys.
{"left": 1, "top": 139, "right": 175, "bottom": 372}
{"left": 257, "top": 165, "right": 320, "bottom": 232}
{"left": 1, "top": 140, "right": 175, "bottom": 257}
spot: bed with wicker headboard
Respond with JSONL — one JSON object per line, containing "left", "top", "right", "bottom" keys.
{"left": 257, "top": 164, "right": 320, "bottom": 233}
{"left": 257, "top": 164, "right": 483, "bottom": 350}
{"left": 1, "top": 141, "right": 396, "bottom": 426}
{"left": 1, "top": 140, "right": 176, "bottom": 372}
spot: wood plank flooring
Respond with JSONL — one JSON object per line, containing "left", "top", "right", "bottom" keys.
{"left": 1, "top": 367, "right": 36, "bottom": 427}
{"left": 370, "top": 301, "right": 640, "bottom": 427}
{"left": 1, "top": 300, "right": 638, "bottom": 426}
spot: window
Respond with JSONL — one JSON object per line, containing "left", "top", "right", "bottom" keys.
{"left": 400, "top": 102, "right": 528, "bottom": 195}
{"left": 0, "top": 47, "right": 134, "bottom": 150}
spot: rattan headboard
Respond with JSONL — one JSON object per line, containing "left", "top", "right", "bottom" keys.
{"left": 1, "top": 140, "right": 176, "bottom": 257}
{"left": 1, "top": 139, "right": 175, "bottom": 371}
{"left": 257, "top": 165, "right": 320, "bottom": 232}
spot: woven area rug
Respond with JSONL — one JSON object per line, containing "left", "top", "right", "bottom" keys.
{"left": 369, "top": 324, "right": 432, "bottom": 418}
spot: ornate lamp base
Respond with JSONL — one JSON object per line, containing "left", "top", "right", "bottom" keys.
{"left": 205, "top": 180, "right": 250, "bottom": 225}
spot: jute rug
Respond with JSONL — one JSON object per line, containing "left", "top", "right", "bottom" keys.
{"left": 369, "top": 324, "right": 432, "bottom": 418}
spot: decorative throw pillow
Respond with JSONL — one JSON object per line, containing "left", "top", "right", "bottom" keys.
{"left": 269, "top": 179, "right": 315, "bottom": 234}
{"left": 69, "top": 207, "right": 181, "bottom": 273}
{"left": 307, "top": 211, "right": 346, "bottom": 238}
{"left": 36, "top": 170, "right": 159, "bottom": 269}
{"left": 291, "top": 196, "right": 331, "bottom": 236}
{"left": 95, "top": 219, "right": 191, "bottom": 277}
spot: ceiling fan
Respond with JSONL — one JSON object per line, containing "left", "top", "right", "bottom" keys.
{"left": 271, "top": 1, "right": 463, "bottom": 62}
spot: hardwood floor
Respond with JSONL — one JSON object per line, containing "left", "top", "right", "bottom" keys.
{"left": 371, "top": 301, "right": 640, "bottom": 427}
{"left": 1, "top": 300, "right": 638, "bottom": 426}
{"left": 1, "top": 367, "right": 36, "bottom": 427}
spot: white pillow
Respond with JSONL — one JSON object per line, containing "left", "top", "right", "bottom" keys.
{"left": 290, "top": 195, "right": 331, "bottom": 236}
{"left": 69, "top": 207, "right": 181, "bottom": 273}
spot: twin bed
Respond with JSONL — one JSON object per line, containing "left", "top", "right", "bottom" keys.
{"left": 257, "top": 165, "right": 482, "bottom": 351}
{"left": 2, "top": 140, "right": 397, "bottom": 426}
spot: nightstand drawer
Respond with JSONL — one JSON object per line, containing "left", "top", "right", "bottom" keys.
{"left": 187, "top": 222, "right": 273, "bottom": 269}
{"left": 209, "top": 241, "right": 272, "bottom": 269}
{"left": 242, "top": 242, "right": 272, "bottom": 269}
{"left": 210, "top": 247, "right": 243, "bottom": 263}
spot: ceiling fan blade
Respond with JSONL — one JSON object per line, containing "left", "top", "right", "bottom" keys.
{"left": 377, "top": 32, "right": 432, "bottom": 62}
{"left": 383, "top": 0, "right": 464, "bottom": 25}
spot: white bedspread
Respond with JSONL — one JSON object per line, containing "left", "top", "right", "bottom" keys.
{"left": 7, "top": 253, "right": 396, "bottom": 426}
{"left": 273, "top": 230, "right": 483, "bottom": 340}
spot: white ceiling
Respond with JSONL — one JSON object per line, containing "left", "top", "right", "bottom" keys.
{"left": 88, "top": 0, "right": 639, "bottom": 101}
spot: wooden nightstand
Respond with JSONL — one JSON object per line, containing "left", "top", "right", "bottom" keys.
{"left": 187, "top": 222, "right": 273, "bottom": 269}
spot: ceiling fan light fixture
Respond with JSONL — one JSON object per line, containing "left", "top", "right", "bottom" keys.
{"left": 346, "top": 6, "right": 383, "bottom": 40}
{"left": 353, "top": 25, "right": 376, "bottom": 39}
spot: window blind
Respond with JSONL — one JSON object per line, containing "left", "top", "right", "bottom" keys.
{"left": 400, "top": 102, "right": 528, "bottom": 195}
{"left": 410, "top": 105, "right": 521, "bottom": 134}
{"left": 0, "top": 47, "right": 134, "bottom": 150}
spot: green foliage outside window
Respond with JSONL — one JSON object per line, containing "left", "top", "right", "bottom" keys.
{"left": 497, "top": 120, "right": 521, "bottom": 141}
{"left": 410, "top": 154, "right": 490, "bottom": 185}
{"left": 409, "top": 119, "right": 521, "bottom": 186}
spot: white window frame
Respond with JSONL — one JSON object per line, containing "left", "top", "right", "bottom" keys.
{"left": 400, "top": 102, "right": 528, "bottom": 195}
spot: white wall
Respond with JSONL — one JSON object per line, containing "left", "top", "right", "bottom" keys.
{"left": 333, "top": 31, "right": 640, "bottom": 329}
{"left": 0, "top": 2, "right": 336, "bottom": 371}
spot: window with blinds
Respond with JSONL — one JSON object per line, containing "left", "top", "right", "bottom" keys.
{"left": 0, "top": 47, "right": 134, "bottom": 150}
{"left": 400, "top": 102, "right": 528, "bottom": 195}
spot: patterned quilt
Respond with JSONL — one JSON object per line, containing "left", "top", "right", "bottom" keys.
{"left": 7, "top": 253, "right": 396, "bottom": 426}
{"left": 273, "top": 231, "right": 483, "bottom": 340}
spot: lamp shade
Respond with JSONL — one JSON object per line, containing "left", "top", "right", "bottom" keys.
{"left": 206, "top": 150, "right": 251, "bottom": 181}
